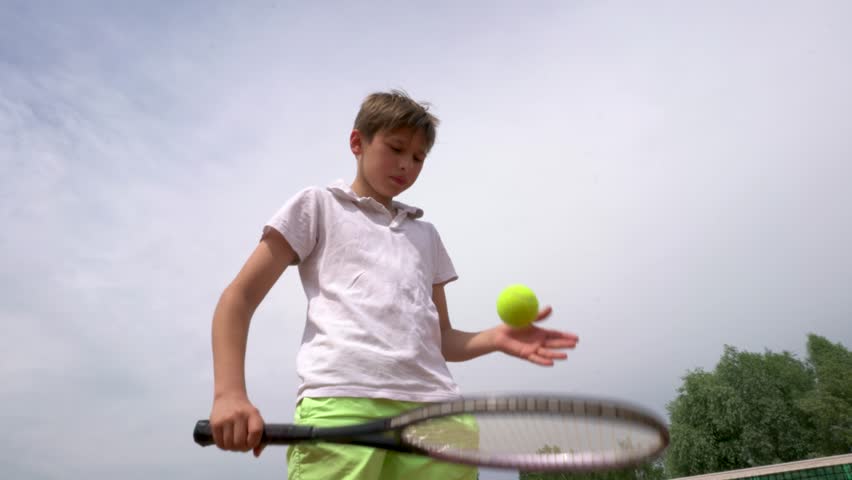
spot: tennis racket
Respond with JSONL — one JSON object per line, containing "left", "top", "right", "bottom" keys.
{"left": 194, "top": 394, "right": 669, "bottom": 472}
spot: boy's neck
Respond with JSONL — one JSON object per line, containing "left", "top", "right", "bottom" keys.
{"left": 350, "top": 179, "right": 394, "bottom": 213}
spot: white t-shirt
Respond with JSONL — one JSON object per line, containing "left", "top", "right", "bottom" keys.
{"left": 264, "top": 180, "right": 462, "bottom": 403}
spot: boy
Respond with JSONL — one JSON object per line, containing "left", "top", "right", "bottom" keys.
{"left": 208, "top": 90, "right": 579, "bottom": 479}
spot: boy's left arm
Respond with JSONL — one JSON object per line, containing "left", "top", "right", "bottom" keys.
{"left": 434, "top": 283, "right": 579, "bottom": 366}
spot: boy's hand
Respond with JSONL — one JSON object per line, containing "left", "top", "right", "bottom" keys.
{"left": 492, "top": 306, "right": 579, "bottom": 366}
{"left": 209, "top": 393, "right": 266, "bottom": 457}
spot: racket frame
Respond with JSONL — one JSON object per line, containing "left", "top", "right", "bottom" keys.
{"left": 194, "top": 394, "right": 670, "bottom": 472}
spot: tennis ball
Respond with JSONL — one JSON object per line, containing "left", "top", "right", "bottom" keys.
{"left": 496, "top": 284, "right": 539, "bottom": 328}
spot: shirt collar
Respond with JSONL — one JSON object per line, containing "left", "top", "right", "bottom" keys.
{"left": 327, "top": 180, "right": 424, "bottom": 219}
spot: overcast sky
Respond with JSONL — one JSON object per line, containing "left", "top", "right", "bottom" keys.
{"left": 2, "top": 1, "right": 851, "bottom": 479}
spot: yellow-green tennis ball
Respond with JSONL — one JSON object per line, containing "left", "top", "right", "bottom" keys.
{"left": 496, "top": 284, "right": 539, "bottom": 328}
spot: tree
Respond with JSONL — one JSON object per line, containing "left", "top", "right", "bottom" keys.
{"left": 520, "top": 462, "right": 665, "bottom": 480}
{"left": 665, "top": 345, "right": 817, "bottom": 477}
{"left": 665, "top": 335, "right": 852, "bottom": 477}
{"left": 797, "top": 334, "right": 852, "bottom": 455}
{"left": 520, "top": 334, "right": 852, "bottom": 480}
{"left": 713, "top": 346, "right": 817, "bottom": 464}
{"left": 519, "top": 445, "right": 666, "bottom": 480}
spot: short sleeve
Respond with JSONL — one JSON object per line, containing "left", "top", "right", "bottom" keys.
{"left": 262, "top": 187, "right": 321, "bottom": 263}
{"left": 432, "top": 226, "right": 458, "bottom": 285}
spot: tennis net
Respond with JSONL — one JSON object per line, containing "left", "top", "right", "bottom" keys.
{"left": 674, "top": 454, "right": 852, "bottom": 480}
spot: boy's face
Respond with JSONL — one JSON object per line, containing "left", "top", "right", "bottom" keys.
{"left": 350, "top": 127, "right": 427, "bottom": 206}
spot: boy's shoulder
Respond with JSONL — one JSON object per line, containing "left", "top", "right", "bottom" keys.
{"left": 291, "top": 184, "right": 326, "bottom": 198}
{"left": 282, "top": 184, "right": 334, "bottom": 208}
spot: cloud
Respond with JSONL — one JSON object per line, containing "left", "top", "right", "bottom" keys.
{"left": 2, "top": 2, "right": 851, "bottom": 479}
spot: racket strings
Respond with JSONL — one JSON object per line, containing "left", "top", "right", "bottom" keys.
{"left": 401, "top": 401, "right": 666, "bottom": 470}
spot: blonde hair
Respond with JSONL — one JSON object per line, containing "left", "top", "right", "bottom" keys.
{"left": 353, "top": 90, "right": 440, "bottom": 153}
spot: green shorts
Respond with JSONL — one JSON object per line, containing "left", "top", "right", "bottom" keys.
{"left": 286, "top": 397, "right": 478, "bottom": 480}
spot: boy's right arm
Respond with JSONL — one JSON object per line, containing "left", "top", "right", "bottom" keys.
{"left": 209, "top": 229, "right": 297, "bottom": 456}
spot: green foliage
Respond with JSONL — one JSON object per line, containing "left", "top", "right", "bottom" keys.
{"left": 518, "top": 446, "right": 666, "bottom": 480}
{"left": 665, "top": 335, "right": 852, "bottom": 478}
{"left": 797, "top": 334, "right": 852, "bottom": 454}
{"left": 715, "top": 346, "right": 817, "bottom": 465}
{"left": 519, "top": 460, "right": 665, "bottom": 480}
{"left": 518, "top": 334, "right": 851, "bottom": 480}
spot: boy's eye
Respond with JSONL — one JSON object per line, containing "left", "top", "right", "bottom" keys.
{"left": 414, "top": 156, "right": 424, "bottom": 163}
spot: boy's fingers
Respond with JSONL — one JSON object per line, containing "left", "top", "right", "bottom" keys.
{"left": 534, "top": 306, "right": 553, "bottom": 321}
{"left": 232, "top": 418, "right": 249, "bottom": 450}
{"left": 247, "top": 414, "right": 264, "bottom": 449}
{"left": 212, "top": 423, "right": 224, "bottom": 449}
{"left": 528, "top": 353, "right": 554, "bottom": 366}
{"left": 544, "top": 338, "right": 578, "bottom": 349}
{"left": 221, "top": 423, "right": 233, "bottom": 450}
{"left": 538, "top": 348, "right": 568, "bottom": 360}
{"left": 253, "top": 443, "right": 267, "bottom": 457}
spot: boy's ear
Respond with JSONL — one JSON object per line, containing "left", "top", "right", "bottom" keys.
{"left": 350, "top": 129, "right": 363, "bottom": 155}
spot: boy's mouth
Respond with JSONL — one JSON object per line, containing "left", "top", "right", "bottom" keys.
{"left": 390, "top": 176, "right": 406, "bottom": 186}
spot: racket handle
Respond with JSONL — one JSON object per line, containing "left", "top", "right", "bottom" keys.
{"left": 193, "top": 420, "right": 316, "bottom": 446}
